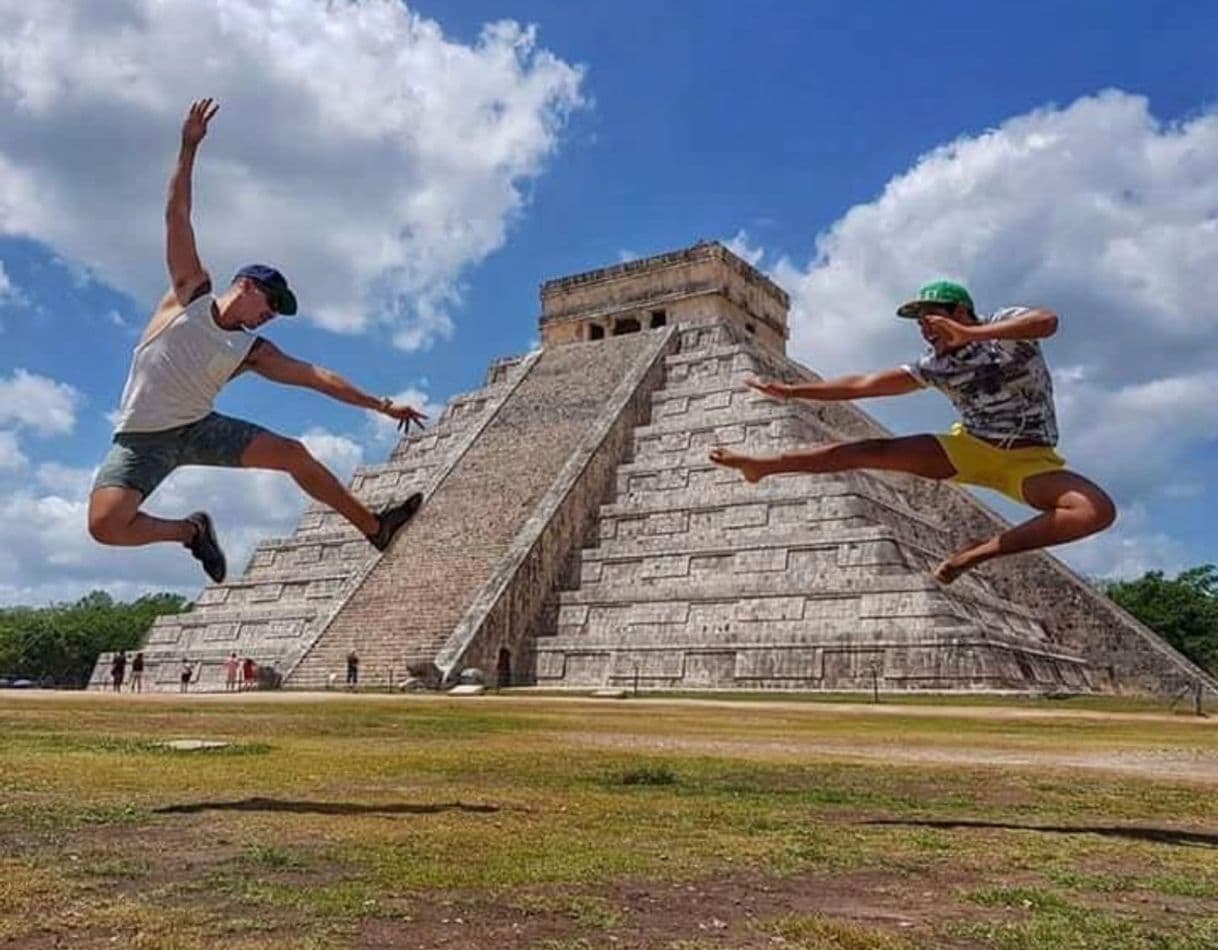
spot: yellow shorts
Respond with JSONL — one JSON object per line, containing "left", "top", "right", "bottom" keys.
{"left": 935, "top": 422, "right": 1065, "bottom": 505}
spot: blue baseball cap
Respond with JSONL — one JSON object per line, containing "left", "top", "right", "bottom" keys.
{"left": 233, "top": 264, "right": 297, "bottom": 315}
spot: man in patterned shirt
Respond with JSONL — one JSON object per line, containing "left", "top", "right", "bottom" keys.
{"left": 709, "top": 280, "right": 1115, "bottom": 584}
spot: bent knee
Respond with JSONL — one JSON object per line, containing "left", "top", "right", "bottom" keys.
{"left": 88, "top": 510, "right": 130, "bottom": 545}
{"left": 1092, "top": 492, "right": 1118, "bottom": 530}
{"left": 1069, "top": 487, "right": 1116, "bottom": 531}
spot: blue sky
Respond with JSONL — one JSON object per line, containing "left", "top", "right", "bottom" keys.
{"left": 1, "top": 0, "right": 1216, "bottom": 603}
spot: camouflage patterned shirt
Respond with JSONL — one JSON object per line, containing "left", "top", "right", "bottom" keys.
{"left": 901, "top": 307, "right": 1059, "bottom": 446}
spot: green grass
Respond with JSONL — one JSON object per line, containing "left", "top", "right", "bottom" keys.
{"left": 1, "top": 692, "right": 1215, "bottom": 947}
{"left": 758, "top": 913, "right": 915, "bottom": 949}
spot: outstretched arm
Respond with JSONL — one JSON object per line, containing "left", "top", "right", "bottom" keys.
{"left": 244, "top": 340, "right": 428, "bottom": 431}
{"left": 747, "top": 367, "right": 922, "bottom": 402}
{"left": 165, "top": 99, "right": 218, "bottom": 305}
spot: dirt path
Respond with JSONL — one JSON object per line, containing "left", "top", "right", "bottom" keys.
{"left": 7, "top": 687, "right": 1216, "bottom": 727}
{"left": 555, "top": 730, "right": 1218, "bottom": 783}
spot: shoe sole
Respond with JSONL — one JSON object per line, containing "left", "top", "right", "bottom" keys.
{"left": 189, "top": 511, "right": 227, "bottom": 583}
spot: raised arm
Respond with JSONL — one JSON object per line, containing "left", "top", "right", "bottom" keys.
{"left": 165, "top": 99, "right": 218, "bottom": 305}
{"left": 244, "top": 340, "right": 429, "bottom": 431}
{"left": 748, "top": 367, "right": 922, "bottom": 402}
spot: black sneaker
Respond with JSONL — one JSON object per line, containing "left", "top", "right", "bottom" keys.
{"left": 185, "top": 511, "right": 226, "bottom": 583}
{"left": 369, "top": 492, "right": 424, "bottom": 552}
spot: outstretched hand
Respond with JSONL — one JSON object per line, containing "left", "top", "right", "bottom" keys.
{"left": 382, "top": 402, "right": 428, "bottom": 433}
{"left": 745, "top": 377, "right": 791, "bottom": 400}
{"left": 181, "top": 98, "right": 219, "bottom": 148}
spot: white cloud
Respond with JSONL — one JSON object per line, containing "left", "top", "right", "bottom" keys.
{"left": 0, "top": 425, "right": 368, "bottom": 606}
{"left": 0, "top": 368, "right": 80, "bottom": 435}
{"left": 0, "top": 260, "right": 14, "bottom": 299}
{"left": 0, "top": 430, "right": 27, "bottom": 471}
{"left": 0, "top": 0, "right": 585, "bottom": 350}
{"left": 748, "top": 90, "right": 1218, "bottom": 575}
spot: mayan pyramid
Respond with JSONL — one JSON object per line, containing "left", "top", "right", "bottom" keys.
{"left": 93, "top": 242, "right": 1216, "bottom": 697}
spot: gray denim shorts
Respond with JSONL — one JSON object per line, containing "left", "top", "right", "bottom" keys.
{"left": 93, "top": 413, "right": 268, "bottom": 498}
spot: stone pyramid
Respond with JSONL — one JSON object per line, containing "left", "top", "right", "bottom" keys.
{"left": 93, "top": 242, "right": 1216, "bottom": 697}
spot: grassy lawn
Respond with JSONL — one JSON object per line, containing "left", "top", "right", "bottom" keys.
{"left": 1, "top": 692, "right": 1216, "bottom": 948}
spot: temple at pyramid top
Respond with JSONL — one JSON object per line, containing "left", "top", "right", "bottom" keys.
{"left": 539, "top": 240, "right": 790, "bottom": 354}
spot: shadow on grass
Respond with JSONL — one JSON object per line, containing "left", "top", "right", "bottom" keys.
{"left": 154, "top": 797, "right": 501, "bottom": 816}
{"left": 862, "top": 818, "right": 1218, "bottom": 848}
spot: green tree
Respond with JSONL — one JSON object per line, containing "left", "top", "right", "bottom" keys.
{"left": 0, "top": 590, "right": 188, "bottom": 686}
{"left": 1106, "top": 565, "right": 1218, "bottom": 672}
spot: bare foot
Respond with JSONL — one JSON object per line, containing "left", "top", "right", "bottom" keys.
{"left": 708, "top": 446, "right": 768, "bottom": 483}
{"left": 932, "top": 553, "right": 974, "bottom": 585}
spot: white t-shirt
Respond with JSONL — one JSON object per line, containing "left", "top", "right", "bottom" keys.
{"left": 113, "top": 294, "right": 256, "bottom": 433}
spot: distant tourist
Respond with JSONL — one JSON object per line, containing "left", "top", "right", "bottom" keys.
{"left": 179, "top": 658, "right": 193, "bottom": 693}
{"left": 86, "top": 98, "right": 427, "bottom": 584}
{"left": 241, "top": 656, "right": 257, "bottom": 691}
{"left": 346, "top": 650, "right": 359, "bottom": 688}
{"left": 129, "top": 651, "right": 145, "bottom": 693}
{"left": 110, "top": 650, "right": 127, "bottom": 692}
{"left": 223, "top": 652, "right": 240, "bottom": 692}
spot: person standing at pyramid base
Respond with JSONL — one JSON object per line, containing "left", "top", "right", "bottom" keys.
{"left": 88, "top": 99, "right": 427, "bottom": 583}
{"left": 709, "top": 280, "right": 1116, "bottom": 584}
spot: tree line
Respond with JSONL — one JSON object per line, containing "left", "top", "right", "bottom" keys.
{"left": 0, "top": 567, "right": 1215, "bottom": 687}
{"left": 0, "top": 590, "right": 188, "bottom": 686}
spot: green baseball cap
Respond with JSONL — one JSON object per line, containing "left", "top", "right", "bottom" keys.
{"left": 897, "top": 280, "right": 974, "bottom": 318}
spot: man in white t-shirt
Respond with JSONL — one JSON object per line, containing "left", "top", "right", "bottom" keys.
{"left": 88, "top": 100, "right": 427, "bottom": 582}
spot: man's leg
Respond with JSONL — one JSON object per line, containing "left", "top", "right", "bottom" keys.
{"left": 88, "top": 488, "right": 194, "bottom": 546}
{"left": 239, "top": 430, "right": 423, "bottom": 550}
{"left": 239, "top": 433, "right": 380, "bottom": 537}
{"left": 709, "top": 435, "right": 958, "bottom": 483}
{"left": 933, "top": 470, "right": 1117, "bottom": 584}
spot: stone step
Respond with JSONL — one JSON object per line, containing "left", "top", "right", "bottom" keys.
{"left": 611, "top": 460, "right": 936, "bottom": 519}
{"left": 539, "top": 622, "right": 1074, "bottom": 660}
{"left": 144, "top": 605, "right": 321, "bottom": 652}
{"left": 633, "top": 398, "right": 805, "bottom": 442}
{"left": 190, "top": 567, "right": 358, "bottom": 614}
{"left": 584, "top": 525, "right": 904, "bottom": 565}
{"left": 243, "top": 533, "right": 373, "bottom": 578}
{"left": 596, "top": 483, "right": 947, "bottom": 546}
{"left": 532, "top": 626, "right": 1091, "bottom": 690}
{"left": 558, "top": 563, "right": 1045, "bottom": 626}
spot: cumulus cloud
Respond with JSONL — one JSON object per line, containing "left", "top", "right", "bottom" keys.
{"left": 0, "top": 260, "right": 15, "bottom": 300}
{"left": 0, "top": 368, "right": 80, "bottom": 435}
{"left": 0, "top": 0, "right": 585, "bottom": 350}
{"left": 750, "top": 90, "right": 1218, "bottom": 578}
{"left": 0, "top": 430, "right": 26, "bottom": 471}
{"left": 0, "top": 426, "right": 365, "bottom": 606}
